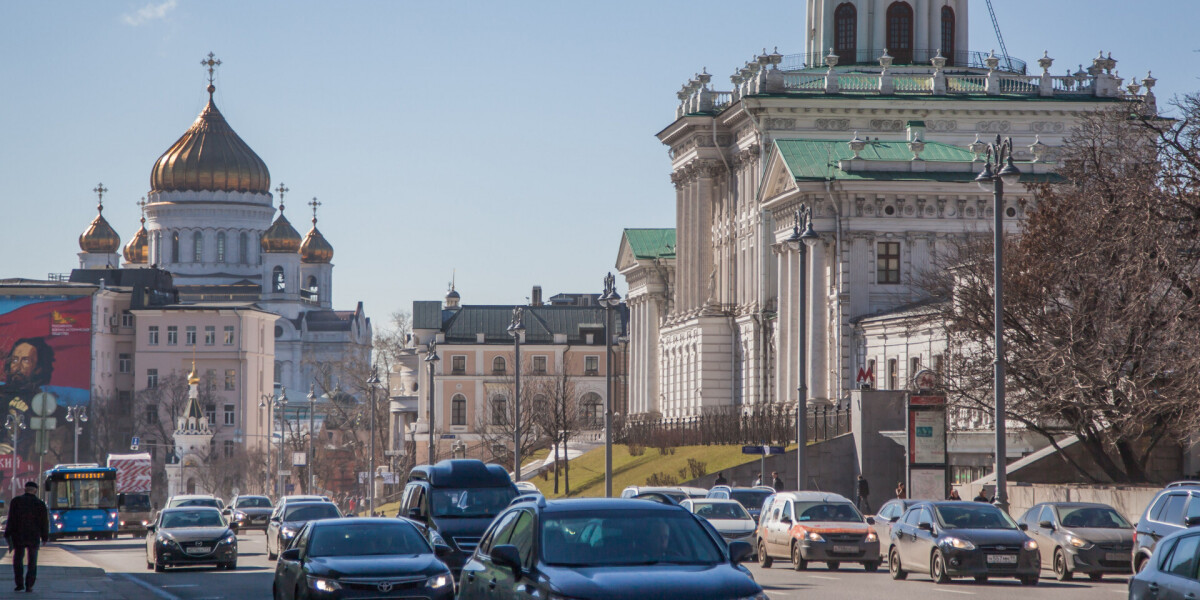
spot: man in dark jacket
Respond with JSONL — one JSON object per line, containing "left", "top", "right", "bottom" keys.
{"left": 4, "top": 481, "right": 49, "bottom": 592}
{"left": 856, "top": 475, "right": 871, "bottom": 512}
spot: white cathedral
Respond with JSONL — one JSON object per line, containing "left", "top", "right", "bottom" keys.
{"left": 616, "top": 0, "right": 1156, "bottom": 473}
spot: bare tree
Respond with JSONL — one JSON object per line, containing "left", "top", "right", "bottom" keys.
{"left": 526, "top": 361, "right": 583, "bottom": 495}
{"left": 474, "top": 352, "right": 546, "bottom": 469}
{"left": 372, "top": 311, "right": 412, "bottom": 372}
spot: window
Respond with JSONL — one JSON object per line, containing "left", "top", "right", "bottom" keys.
{"left": 119, "top": 353, "right": 132, "bottom": 373}
{"left": 887, "top": 359, "right": 898, "bottom": 390}
{"left": 532, "top": 356, "right": 547, "bottom": 374}
{"left": 1162, "top": 495, "right": 1188, "bottom": 525}
{"left": 451, "top": 356, "right": 466, "bottom": 375}
{"left": 205, "top": 369, "right": 217, "bottom": 391}
{"left": 580, "top": 392, "right": 602, "bottom": 427}
{"left": 185, "top": 326, "right": 196, "bottom": 346}
{"left": 508, "top": 511, "right": 536, "bottom": 567}
{"left": 203, "top": 403, "right": 216, "bottom": 425}
{"left": 148, "top": 326, "right": 159, "bottom": 345}
{"left": 224, "top": 440, "right": 236, "bottom": 458}
{"left": 934, "top": 354, "right": 945, "bottom": 374}
{"left": 1188, "top": 495, "right": 1200, "bottom": 522}
{"left": 533, "top": 394, "right": 548, "bottom": 414}
{"left": 224, "top": 326, "right": 234, "bottom": 345}
{"left": 1164, "top": 534, "right": 1200, "bottom": 580}
{"left": 171, "top": 232, "right": 179, "bottom": 263}
{"left": 121, "top": 313, "right": 134, "bottom": 328}
{"left": 216, "top": 232, "right": 226, "bottom": 262}
{"left": 167, "top": 326, "right": 178, "bottom": 345}
{"left": 834, "top": 3, "right": 857, "bottom": 63}
{"left": 147, "top": 368, "right": 158, "bottom": 389}
{"left": 491, "top": 395, "right": 508, "bottom": 426}
{"left": 866, "top": 358, "right": 876, "bottom": 388}
{"left": 192, "top": 231, "right": 203, "bottom": 262}
{"left": 305, "top": 276, "right": 319, "bottom": 304}
{"left": 877, "top": 242, "right": 901, "bottom": 284}
{"left": 272, "top": 266, "right": 285, "bottom": 292}
{"left": 274, "top": 361, "right": 282, "bottom": 385}
{"left": 492, "top": 356, "right": 507, "bottom": 374}
{"left": 941, "top": 6, "right": 956, "bottom": 66}
{"left": 909, "top": 356, "right": 921, "bottom": 380}
{"left": 1038, "top": 505, "right": 1055, "bottom": 525}
{"left": 205, "top": 326, "right": 216, "bottom": 346}
{"left": 144, "top": 403, "right": 158, "bottom": 425}
{"left": 224, "top": 403, "right": 235, "bottom": 426}
{"left": 117, "top": 390, "right": 132, "bottom": 416}
{"left": 452, "top": 394, "right": 467, "bottom": 426}
{"left": 886, "top": 2, "right": 914, "bottom": 64}
{"left": 239, "top": 232, "right": 248, "bottom": 264}
{"left": 225, "top": 369, "right": 236, "bottom": 391}
{"left": 585, "top": 356, "right": 599, "bottom": 375}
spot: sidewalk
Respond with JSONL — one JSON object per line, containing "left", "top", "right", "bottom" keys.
{"left": 0, "top": 543, "right": 149, "bottom": 599}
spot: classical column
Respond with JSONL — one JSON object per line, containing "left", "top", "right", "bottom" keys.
{"left": 809, "top": 238, "right": 829, "bottom": 402}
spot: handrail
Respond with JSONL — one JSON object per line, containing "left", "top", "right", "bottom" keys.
{"left": 780, "top": 48, "right": 1027, "bottom": 74}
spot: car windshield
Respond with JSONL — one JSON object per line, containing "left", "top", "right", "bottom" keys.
{"left": 235, "top": 497, "right": 272, "bottom": 508}
{"left": 172, "top": 498, "right": 219, "bottom": 508}
{"left": 309, "top": 522, "right": 431, "bottom": 557}
{"left": 161, "top": 510, "right": 224, "bottom": 529}
{"left": 284, "top": 504, "right": 341, "bottom": 522}
{"left": 1056, "top": 506, "right": 1131, "bottom": 529}
{"left": 794, "top": 502, "right": 863, "bottom": 522}
{"left": 430, "top": 488, "right": 517, "bottom": 518}
{"left": 936, "top": 504, "right": 1018, "bottom": 530}
{"left": 120, "top": 494, "right": 151, "bottom": 512}
{"left": 541, "top": 510, "right": 724, "bottom": 566}
{"left": 729, "top": 491, "right": 772, "bottom": 509}
{"left": 692, "top": 502, "right": 751, "bottom": 521}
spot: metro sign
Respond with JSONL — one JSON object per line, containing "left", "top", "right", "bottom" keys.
{"left": 856, "top": 364, "right": 875, "bottom": 385}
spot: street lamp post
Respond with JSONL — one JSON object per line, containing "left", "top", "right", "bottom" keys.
{"left": 366, "top": 369, "right": 381, "bottom": 517}
{"left": 64, "top": 405, "right": 88, "bottom": 464}
{"left": 5, "top": 414, "right": 27, "bottom": 498}
{"left": 598, "top": 272, "right": 622, "bottom": 498}
{"left": 307, "top": 385, "right": 317, "bottom": 494}
{"left": 974, "top": 135, "right": 1021, "bottom": 513}
{"left": 425, "top": 344, "right": 440, "bottom": 464}
{"left": 259, "top": 386, "right": 285, "bottom": 497}
{"left": 507, "top": 307, "right": 525, "bottom": 481}
{"left": 786, "top": 206, "right": 819, "bottom": 492}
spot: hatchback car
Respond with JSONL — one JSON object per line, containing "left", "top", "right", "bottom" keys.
{"left": 707, "top": 487, "right": 775, "bottom": 522}
{"left": 888, "top": 501, "right": 1039, "bottom": 585}
{"left": 1129, "top": 527, "right": 1200, "bottom": 599}
{"left": 682, "top": 499, "right": 759, "bottom": 547}
{"left": 1133, "top": 483, "right": 1200, "bottom": 573}
{"left": 1018, "top": 501, "right": 1133, "bottom": 580}
{"left": 872, "top": 499, "right": 918, "bottom": 550}
{"left": 267, "top": 501, "right": 343, "bottom": 560}
{"left": 272, "top": 518, "right": 454, "bottom": 600}
{"left": 146, "top": 507, "right": 238, "bottom": 571}
{"left": 756, "top": 491, "right": 880, "bottom": 571}
{"left": 166, "top": 494, "right": 223, "bottom": 510}
{"left": 457, "top": 497, "right": 766, "bottom": 600}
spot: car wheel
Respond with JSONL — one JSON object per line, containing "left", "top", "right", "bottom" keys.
{"left": 931, "top": 550, "right": 950, "bottom": 584}
{"left": 1020, "top": 574, "right": 1039, "bottom": 586}
{"left": 226, "top": 559, "right": 237, "bottom": 570}
{"left": 890, "top": 548, "right": 907, "bottom": 580}
{"left": 1088, "top": 573, "right": 1103, "bottom": 581}
{"left": 1135, "top": 555, "right": 1148, "bottom": 574}
{"left": 146, "top": 560, "right": 153, "bottom": 570}
{"left": 267, "top": 541, "right": 278, "bottom": 561}
{"left": 154, "top": 559, "right": 166, "bottom": 573}
{"left": 758, "top": 541, "right": 772, "bottom": 568}
{"left": 827, "top": 561, "right": 840, "bottom": 571}
{"left": 792, "top": 542, "right": 808, "bottom": 571}
{"left": 863, "top": 561, "right": 879, "bottom": 572}
{"left": 974, "top": 575, "right": 988, "bottom": 583}
{"left": 1053, "top": 548, "right": 1073, "bottom": 581}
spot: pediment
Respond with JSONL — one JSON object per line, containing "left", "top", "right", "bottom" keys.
{"left": 760, "top": 146, "right": 797, "bottom": 201}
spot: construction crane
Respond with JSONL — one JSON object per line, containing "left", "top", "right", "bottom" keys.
{"left": 983, "top": 0, "right": 1016, "bottom": 72}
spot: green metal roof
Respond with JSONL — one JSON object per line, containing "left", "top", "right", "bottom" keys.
{"left": 622, "top": 228, "right": 676, "bottom": 259}
{"left": 772, "top": 139, "right": 1060, "bottom": 183}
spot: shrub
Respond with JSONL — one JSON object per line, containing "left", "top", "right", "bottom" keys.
{"left": 627, "top": 443, "right": 645, "bottom": 457}
{"left": 687, "top": 458, "right": 707, "bottom": 479}
{"left": 678, "top": 467, "right": 688, "bottom": 480}
{"left": 646, "top": 472, "right": 679, "bottom": 486}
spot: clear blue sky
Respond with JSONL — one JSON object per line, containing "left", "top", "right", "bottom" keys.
{"left": 2, "top": 1, "right": 1195, "bottom": 324}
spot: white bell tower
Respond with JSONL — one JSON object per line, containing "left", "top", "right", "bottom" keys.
{"left": 806, "top": 0, "right": 969, "bottom": 66}
{"left": 165, "top": 362, "right": 214, "bottom": 498}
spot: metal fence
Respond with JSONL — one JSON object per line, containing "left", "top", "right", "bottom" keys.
{"left": 617, "top": 402, "right": 851, "bottom": 448}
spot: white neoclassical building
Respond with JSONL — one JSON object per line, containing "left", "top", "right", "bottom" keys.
{"left": 618, "top": 0, "right": 1157, "bottom": 421}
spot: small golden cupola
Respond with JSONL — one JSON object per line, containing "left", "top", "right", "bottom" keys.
{"left": 261, "top": 183, "right": 303, "bottom": 253}
{"left": 123, "top": 197, "right": 150, "bottom": 264}
{"left": 149, "top": 53, "right": 270, "bottom": 195}
{"left": 79, "top": 183, "right": 121, "bottom": 254}
{"left": 299, "top": 197, "right": 334, "bottom": 264}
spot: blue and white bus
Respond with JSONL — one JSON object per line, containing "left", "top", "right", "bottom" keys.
{"left": 43, "top": 464, "right": 120, "bottom": 540}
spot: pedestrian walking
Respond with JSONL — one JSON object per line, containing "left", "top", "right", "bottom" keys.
{"left": 856, "top": 475, "right": 871, "bottom": 512}
{"left": 753, "top": 474, "right": 763, "bottom": 487}
{"left": 895, "top": 482, "right": 906, "bottom": 499}
{"left": 771, "top": 471, "right": 784, "bottom": 491}
{"left": 714, "top": 472, "right": 728, "bottom": 487}
{"left": 4, "top": 481, "right": 49, "bottom": 593}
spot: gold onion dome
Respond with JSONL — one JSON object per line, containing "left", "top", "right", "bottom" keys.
{"left": 150, "top": 83, "right": 270, "bottom": 194}
{"left": 261, "top": 208, "right": 303, "bottom": 253}
{"left": 79, "top": 185, "right": 121, "bottom": 253}
{"left": 123, "top": 198, "right": 149, "bottom": 264}
{"left": 299, "top": 197, "right": 333, "bottom": 263}
{"left": 187, "top": 362, "right": 200, "bottom": 386}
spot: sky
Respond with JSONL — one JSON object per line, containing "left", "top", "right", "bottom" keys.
{"left": 2, "top": 1, "right": 1197, "bottom": 327}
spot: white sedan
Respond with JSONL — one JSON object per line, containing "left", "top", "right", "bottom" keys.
{"left": 681, "top": 499, "right": 759, "bottom": 546}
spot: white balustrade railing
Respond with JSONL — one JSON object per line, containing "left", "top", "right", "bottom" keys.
{"left": 946, "top": 75, "right": 987, "bottom": 94}
{"left": 998, "top": 75, "right": 1040, "bottom": 94}
{"left": 893, "top": 75, "right": 933, "bottom": 93}
{"left": 838, "top": 73, "right": 877, "bottom": 92}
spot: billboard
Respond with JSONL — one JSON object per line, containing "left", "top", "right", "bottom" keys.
{"left": 0, "top": 295, "right": 92, "bottom": 486}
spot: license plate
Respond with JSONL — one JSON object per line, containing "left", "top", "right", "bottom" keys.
{"left": 833, "top": 545, "right": 860, "bottom": 553}
{"left": 78, "top": 527, "right": 92, "bottom": 531}
{"left": 987, "top": 554, "right": 1018, "bottom": 564}
{"left": 1105, "top": 552, "right": 1127, "bottom": 561}
{"left": 185, "top": 546, "right": 211, "bottom": 555}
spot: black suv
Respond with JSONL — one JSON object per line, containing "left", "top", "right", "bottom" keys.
{"left": 399, "top": 459, "right": 518, "bottom": 578}
{"left": 1133, "top": 482, "right": 1200, "bottom": 573}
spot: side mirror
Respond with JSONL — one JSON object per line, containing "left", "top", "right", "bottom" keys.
{"left": 407, "top": 507, "right": 423, "bottom": 520}
{"left": 1185, "top": 516, "right": 1200, "bottom": 528}
{"left": 888, "top": 516, "right": 900, "bottom": 523}
{"left": 1018, "top": 523, "right": 1030, "bottom": 531}
{"left": 728, "top": 541, "right": 754, "bottom": 564}
{"left": 866, "top": 517, "right": 876, "bottom": 525}
{"left": 780, "top": 515, "right": 792, "bottom": 524}
{"left": 222, "top": 508, "right": 232, "bottom": 515}
{"left": 918, "top": 522, "right": 933, "bottom": 532}
{"left": 434, "top": 543, "right": 453, "bottom": 558}
{"left": 270, "top": 516, "right": 281, "bottom": 523}
{"left": 146, "top": 525, "right": 155, "bottom": 533}
{"left": 491, "top": 544, "right": 523, "bottom": 574}
{"left": 1038, "top": 520, "right": 1054, "bottom": 530}
{"left": 280, "top": 548, "right": 301, "bottom": 562}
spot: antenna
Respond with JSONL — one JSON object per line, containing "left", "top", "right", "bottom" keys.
{"left": 983, "top": 0, "right": 1014, "bottom": 72}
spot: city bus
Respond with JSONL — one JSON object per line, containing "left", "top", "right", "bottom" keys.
{"left": 43, "top": 464, "right": 120, "bottom": 540}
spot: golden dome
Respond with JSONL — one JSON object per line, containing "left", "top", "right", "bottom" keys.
{"left": 300, "top": 225, "right": 334, "bottom": 263}
{"left": 79, "top": 196, "right": 121, "bottom": 254}
{"left": 123, "top": 222, "right": 149, "bottom": 264}
{"left": 262, "top": 210, "right": 302, "bottom": 253}
{"left": 187, "top": 361, "right": 200, "bottom": 385}
{"left": 150, "top": 87, "right": 270, "bottom": 194}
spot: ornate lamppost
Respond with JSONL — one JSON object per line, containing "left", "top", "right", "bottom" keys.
{"left": 598, "top": 273, "right": 622, "bottom": 498}
{"left": 425, "top": 344, "right": 440, "bottom": 464}
{"left": 65, "top": 405, "right": 88, "bottom": 464}
{"left": 366, "top": 369, "right": 381, "bottom": 516}
{"left": 785, "top": 206, "right": 818, "bottom": 491}
{"left": 507, "top": 307, "right": 525, "bottom": 480}
{"left": 5, "top": 414, "right": 27, "bottom": 498}
{"left": 258, "top": 388, "right": 285, "bottom": 497}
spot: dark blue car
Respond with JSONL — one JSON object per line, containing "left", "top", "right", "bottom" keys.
{"left": 458, "top": 497, "right": 767, "bottom": 600}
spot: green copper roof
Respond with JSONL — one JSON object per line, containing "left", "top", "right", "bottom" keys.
{"left": 772, "top": 139, "right": 1060, "bottom": 183}
{"left": 623, "top": 228, "right": 676, "bottom": 259}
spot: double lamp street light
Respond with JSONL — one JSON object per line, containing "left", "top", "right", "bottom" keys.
{"left": 785, "top": 206, "right": 818, "bottom": 492}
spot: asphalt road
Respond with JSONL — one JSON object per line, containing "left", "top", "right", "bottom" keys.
{"left": 57, "top": 529, "right": 277, "bottom": 600}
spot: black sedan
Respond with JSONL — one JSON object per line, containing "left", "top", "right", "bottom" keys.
{"left": 1018, "top": 501, "right": 1134, "bottom": 580}
{"left": 226, "top": 495, "right": 274, "bottom": 532}
{"left": 1129, "top": 527, "right": 1200, "bottom": 599}
{"left": 273, "top": 518, "right": 454, "bottom": 600}
{"left": 458, "top": 497, "right": 767, "bottom": 600}
{"left": 888, "top": 501, "right": 1040, "bottom": 585}
{"left": 267, "top": 502, "right": 342, "bottom": 560}
{"left": 146, "top": 507, "right": 238, "bottom": 571}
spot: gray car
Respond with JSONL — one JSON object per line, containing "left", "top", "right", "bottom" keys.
{"left": 1018, "top": 502, "right": 1133, "bottom": 581}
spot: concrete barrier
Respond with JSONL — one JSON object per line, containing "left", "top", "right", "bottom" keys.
{"left": 951, "top": 482, "right": 1161, "bottom": 521}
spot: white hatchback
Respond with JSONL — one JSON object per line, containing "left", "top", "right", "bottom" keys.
{"left": 681, "top": 498, "right": 759, "bottom": 546}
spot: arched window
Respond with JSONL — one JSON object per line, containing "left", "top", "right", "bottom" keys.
{"left": 171, "top": 232, "right": 180, "bottom": 263}
{"left": 834, "top": 3, "right": 857, "bottom": 64}
{"left": 580, "top": 392, "right": 602, "bottom": 427}
{"left": 272, "top": 266, "right": 285, "bottom": 292}
{"left": 304, "top": 275, "right": 319, "bottom": 304}
{"left": 491, "top": 395, "right": 508, "bottom": 426}
{"left": 239, "top": 232, "right": 249, "bottom": 264}
{"left": 452, "top": 394, "right": 467, "bottom": 426}
{"left": 886, "top": 2, "right": 914, "bottom": 64}
{"left": 941, "top": 6, "right": 956, "bottom": 66}
{"left": 216, "top": 232, "right": 226, "bottom": 262}
{"left": 192, "top": 231, "right": 203, "bottom": 262}
{"left": 274, "top": 361, "right": 282, "bottom": 385}
{"left": 532, "top": 394, "right": 548, "bottom": 414}
{"left": 492, "top": 356, "right": 507, "bottom": 374}
{"left": 152, "top": 232, "right": 161, "bottom": 264}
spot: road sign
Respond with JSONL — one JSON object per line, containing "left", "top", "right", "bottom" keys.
{"left": 31, "top": 392, "right": 58, "bottom": 417}
{"left": 131, "top": 436, "right": 140, "bottom": 451}
{"left": 278, "top": 470, "right": 292, "bottom": 476}
{"left": 741, "top": 445, "right": 786, "bottom": 455}
{"left": 293, "top": 452, "right": 307, "bottom": 466}
{"left": 28, "top": 417, "right": 57, "bottom": 430}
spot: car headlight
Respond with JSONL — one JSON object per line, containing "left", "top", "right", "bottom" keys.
{"left": 120, "top": 521, "right": 126, "bottom": 526}
{"left": 141, "top": 520, "right": 149, "bottom": 526}
{"left": 1024, "top": 539, "right": 1039, "bottom": 551}
{"left": 221, "top": 534, "right": 237, "bottom": 545}
{"left": 1066, "top": 535, "right": 1092, "bottom": 549}
{"left": 866, "top": 531, "right": 878, "bottom": 543}
{"left": 942, "top": 537, "right": 976, "bottom": 550}
{"left": 806, "top": 531, "right": 825, "bottom": 542}
{"left": 427, "top": 574, "right": 451, "bottom": 589}
{"left": 233, "top": 511, "right": 246, "bottom": 521}
{"left": 282, "top": 528, "right": 298, "bottom": 538}
{"left": 430, "top": 529, "right": 448, "bottom": 546}
{"left": 308, "top": 576, "right": 341, "bottom": 592}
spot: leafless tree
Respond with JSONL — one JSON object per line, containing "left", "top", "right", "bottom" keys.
{"left": 474, "top": 353, "right": 547, "bottom": 470}
{"left": 526, "top": 362, "right": 583, "bottom": 495}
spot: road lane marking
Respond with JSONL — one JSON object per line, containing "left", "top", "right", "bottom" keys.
{"left": 933, "top": 589, "right": 975, "bottom": 595}
{"left": 808, "top": 575, "right": 840, "bottom": 580}
{"left": 161, "top": 584, "right": 199, "bottom": 588}
{"left": 116, "top": 574, "right": 182, "bottom": 600}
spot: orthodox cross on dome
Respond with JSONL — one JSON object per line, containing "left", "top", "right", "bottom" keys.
{"left": 137, "top": 197, "right": 147, "bottom": 223}
{"left": 308, "top": 197, "right": 322, "bottom": 224}
{"left": 201, "top": 52, "right": 221, "bottom": 95}
{"left": 275, "top": 183, "right": 289, "bottom": 211}
{"left": 93, "top": 183, "right": 108, "bottom": 212}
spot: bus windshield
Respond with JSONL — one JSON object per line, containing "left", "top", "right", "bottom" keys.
{"left": 119, "top": 493, "right": 152, "bottom": 512}
{"left": 49, "top": 479, "right": 117, "bottom": 510}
